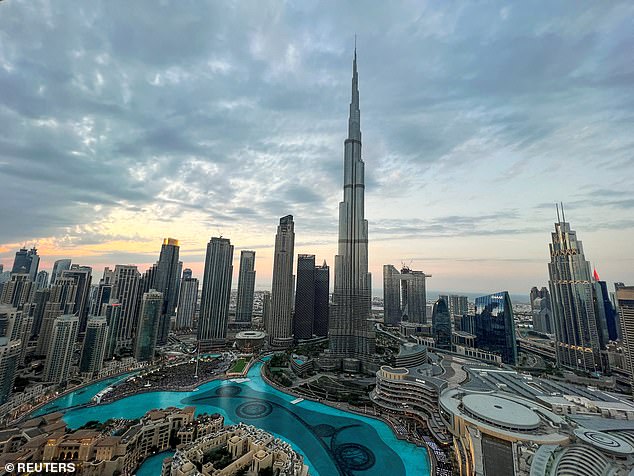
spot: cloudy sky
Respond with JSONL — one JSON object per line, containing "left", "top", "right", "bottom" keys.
{"left": 0, "top": 1, "right": 632, "bottom": 295}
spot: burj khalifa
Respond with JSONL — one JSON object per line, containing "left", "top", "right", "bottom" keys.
{"left": 328, "top": 47, "right": 376, "bottom": 361}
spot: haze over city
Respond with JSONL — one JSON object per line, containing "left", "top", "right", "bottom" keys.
{"left": 1, "top": 1, "right": 633, "bottom": 294}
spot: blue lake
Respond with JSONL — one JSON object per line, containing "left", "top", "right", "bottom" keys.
{"left": 35, "top": 362, "right": 430, "bottom": 476}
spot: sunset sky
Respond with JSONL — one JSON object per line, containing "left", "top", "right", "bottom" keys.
{"left": 1, "top": 1, "right": 633, "bottom": 295}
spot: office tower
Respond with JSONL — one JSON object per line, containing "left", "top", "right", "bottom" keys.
{"left": 329, "top": 48, "right": 376, "bottom": 360}
{"left": 262, "top": 291, "right": 271, "bottom": 331}
{"left": 11, "top": 247, "right": 39, "bottom": 281}
{"left": 44, "top": 314, "right": 79, "bottom": 385}
{"left": 383, "top": 265, "right": 402, "bottom": 325}
{"left": 294, "top": 255, "right": 316, "bottom": 340}
{"left": 236, "top": 251, "right": 256, "bottom": 324}
{"left": 593, "top": 270, "right": 619, "bottom": 342}
{"left": 176, "top": 277, "right": 198, "bottom": 330}
{"left": 0, "top": 273, "right": 33, "bottom": 309}
{"left": 50, "top": 259, "right": 71, "bottom": 284}
{"left": 269, "top": 215, "right": 295, "bottom": 347}
{"left": 400, "top": 266, "right": 428, "bottom": 323}
{"left": 80, "top": 316, "right": 108, "bottom": 376}
{"left": 616, "top": 287, "right": 634, "bottom": 393}
{"left": 154, "top": 238, "right": 181, "bottom": 346}
{"left": 439, "top": 295, "right": 449, "bottom": 306}
{"left": 548, "top": 209, "right": 604, "bottom": 372}
{"left": 182, "top": 268, "right": 193, "bottom": 281}
{"left": 112, "top": 265, "right": 140, "bottom": 349}
{"left": 30, "top": 288, "right": 51, "bottom": 336}
{"left": 314, "top": 261, "right": 330, "bottom": 337}
{"left": 293, "top": 256, "right": 330, "bottom": 340}
{"left": 198, "top": 237, "right": 234, "bottom": 348}
{"left": 35, "top": 270, "right": 49, "bottom": 290}
{"left": 0, "top": 337, "right": 20, "bottom": 405}
{"left": 529, "top": 287, "right": 554, "bottom": 334}
{"left": 35, "top": 277, "right": 78, "bottom": 356}
{"left": 448, "top": 295, "right": 469, "bottom": 318}
{"left": 61, "top": 265, "right": 93, "bottom": 334}
{"left": 432, "top": 298, "right": 452, "bottom": 350}
{"left": 0, "top": 264, "right": 3, "bottom": 273}
{"left": 473, "top": 292, "right": 517, "bottom": 365}
{"left": 103, "top": 303, "right": 122, "bottom": 359}
{"left": 134, "top": 290, "right": 163, "bottom": 362}
{"left": 90, "top": 282, "right": 113, "bottom": 316}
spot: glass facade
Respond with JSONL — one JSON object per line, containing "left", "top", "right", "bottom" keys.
{"left": 474, "top": 292, "right": 517, "bottom": 365}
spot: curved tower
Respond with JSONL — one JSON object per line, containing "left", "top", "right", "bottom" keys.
{"left": 328, "top": 47, "right": 375, "bottom": 360}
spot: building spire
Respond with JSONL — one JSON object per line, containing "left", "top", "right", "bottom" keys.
{"left": 348, "top": 38, "right": 361, "bottom": 142}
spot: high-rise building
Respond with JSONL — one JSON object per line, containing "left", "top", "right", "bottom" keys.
{"left": 103, "top": 302, "right": 123, "bottom": 359}
{"left": 448, "top": 295, "right": 469, "bottom": 318}
{"left": 0, "top": 273, "right": 33, "bottom": 309}
{"left": 61, "top": 265, "right": 93, "bottom": 334}
{"left": 314, "top": 261, "right": 330, "bottom": 338}
{"left": 44, "top": 314, "right": 79, "bottom": 385}
{"left": 90, "top": 281, "right": 113, "bottom": 316}
{"left": 182, "top": 268, "right": 193, "bottom": 281}
{"left": 134, "top": 290, "right": 163, "bottom": 362}
{"left": 400, "top": 266, "right": 428, "bottom": 324}
{"left": 50, "top": 259, "right": 71, "bottom": 284}
{"left": 382, "top": 265, "right": 430, "bottom": 325}
{"left": 80, "top": 316, "right": 108, "bottom": 377}
{"left": 269, "top": 216, "right": 295, "bottom": 347}
{"left": 473, "top": 292, "right": 517, "bottom": 365}
{"left": 0, "top": 337, "right": 20, "bottom": 405}
{"left": 153, "top": 238, "right": 181, "bottom": 346}
{"left": 329, "top": 49, "right": 375, "bottom": 361}
{"left": 616, "top": 286, "right": 634, "bottom": 393}
{"left": 35, "top": 270, "right": 49, "bottom": 290}
{"left": 236, "top": 251, "right": 256, "bottom": 324}
{"left": 432, "top": 298, "right": 452, "bottom": 350}
{"left": 262, "top": 291, "right": 271, "bottom": 331}
{"left": 383, "top": 265, "right": 401, "bottom": 325}
{"left": 30, "top": 287, "right": 51, "bottom": 337}
{"left": 112, "top": 265, "right": 140, "bottom": 349}
{"left": 176, "top": 277, "right": 198, "bottom": 330}
{"left": 592, "top": 270, "right": 619, "bottom": 342}
{"left": 198, "top": 237, "right": 233, "bottom": 348}
{"left": 293, "top": 256, "right": 330, "bottom": 340}
{"left": 35, "top": 277, "right": 77, "bottom": 356}
{"left": 11, "top": 247, "right": 39, "bottom": 281}
{"left": 529, "top": 287, "right": 554, "bottom": 334}
{"left": 548, "top": 210, "right": 605, "bottom": 372}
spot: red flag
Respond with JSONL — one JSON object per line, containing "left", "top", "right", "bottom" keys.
{"left": 593, "top": 268, "right": 600, "bottom": 281}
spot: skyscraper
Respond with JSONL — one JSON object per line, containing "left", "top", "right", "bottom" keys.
{"left": 548, "top": 209, "right": 605, "bottom": 372}
{"left": 182, "top": 268, "right": 193, "bottom": 281}
{"left": 154, "top": 238, "right": 181, "bottom": 346}
{"left": 432, "top": 298, "right": 452, "bottom": 350}
{"left": 400, "top": 266, "right": 428, "bottom": 324}
{"left": 616, "top": 286, "right": 634, "bottom": 393}
{"left": 35, "top": 277, "right": 77, "bottom": 357}
{"left": 474, "top": 292, "right": 517, "bottom": 365}
{"left": 592, "top": 270, "right": 619, "bottom": 342}
{"left": 293, "top": 256, "right": 330, "bottom": 340}
{"left": 529, "top": 287, "right": 553, "bottom": 334}
{"left": 176, "top": 276, "right": 198, "bottom": 330}
{"left": 112, "top": 265, "right": 140, "bottom": 350}
{"left": 236, "top": 250, "right": 256, "bottom": 324}
{"left": 44, "top": 314, "right": 79, "bottom": 385}
{"left": 314, "top": 261, "right": 330, "bottom": 338}
{"left": 134, "top": 290, "right": 163, "bottom": 362}
{"left": 269, "top": 215, "right": 295, "bottom": 347}
{"left": 50, "top": 259, "right": 71, "bottom": 284}
{"left": 80, "top": 316, "right": 108, "bottom": 377}
{"left": 11, "top": 247, "right": 39, "bottom": 281}
{"left": 61, "top": 265, "right": 93, "bottom": 334}
{"left": 448, "top": 295, "right": 469, "bottom": 319}
{"left": 0, "top": 337, "right": 20, "bottom": 405}
{"left": 103, "top": 302, "right": 123, "bottom": 359}
{"left": 329, "top": 48, "right": 375, "bottom": 361}
{"left": 383, "top": 265, "right": 402, "bottom": 325}
{"left": 35, "top": 270, "right": 49, "bottom": 290}
{"left": 198, "top": 237, "right": 233, "bottom": 348}
{"left": 0, "top": 273, "right": 33, "bottom": 309}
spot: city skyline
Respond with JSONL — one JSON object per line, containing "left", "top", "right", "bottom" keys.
{"left": 1, "top": 2, "right": 633, "bottom": 294}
